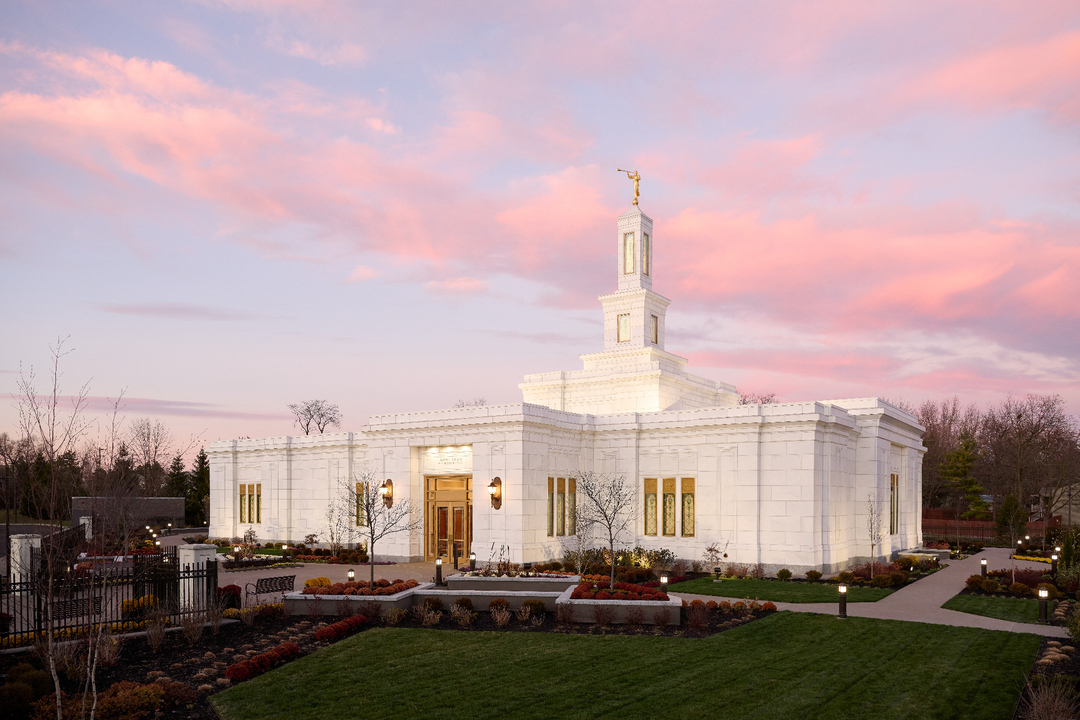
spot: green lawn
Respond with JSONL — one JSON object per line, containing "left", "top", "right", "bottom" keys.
{"left": 211, "top": 613, "right": 1040, "bottom": 720}
{"left": 667, "top": 577, "right": 893, "bottom": 603}
{"left": 942, "top": 593, "right": 1046, "bottom": 624}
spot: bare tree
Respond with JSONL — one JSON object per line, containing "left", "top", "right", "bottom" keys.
{"left": 288, "top": 400, "right": 342, "bottom": 435}
{"left": 559, "top": 501, "right": 596, "bottom": 576}
{"left": 737, "top": 390, "right": 778, "bottom": 405}
{"left": 913, "top": 396, "right": 982, "bottom": 508}
{"left": 354, "top": 470, "right": 421, "bottom": 583}
{"left": 866, "top": 492, "right": 883, "bottom": 578}
{"left": 324, "top": 475, "right": 358, "bottom": 555}
{"left": 15, "top": 337, "right": 91, "bottom": 719}
{"left": 454, "top": 397, "right": 487, "bottom": 408}
{"left": 573, "top": 470, "right": 634, "bottom": 589}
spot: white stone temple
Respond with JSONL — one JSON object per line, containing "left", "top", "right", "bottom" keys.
{"left": 208, "top": 205, "right": 925, "bottom": 573}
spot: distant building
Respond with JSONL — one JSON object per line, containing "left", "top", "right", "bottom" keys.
{"left": 209, "top": 206, "right": 925, "bottom": 573}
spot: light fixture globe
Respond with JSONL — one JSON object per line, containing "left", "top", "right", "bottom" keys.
{"left": 488, "top": 477, "right": 503, "bottom": 510}
{"left": 347, "top": 568, "right": 355, "bottom": 582}
{"left": 1039, "top": 587, "right": 1049, "bottom": 599}
{"left": 838, "top": 584, "right": 848, "bottom": 594}
{"left": 379, "top": 479, "right": 394, "bottom": 508}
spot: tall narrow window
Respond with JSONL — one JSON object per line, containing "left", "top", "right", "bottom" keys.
{"left": 643, "top": 233, "right": 650, "bottom": 276}
{"left": 618, "top": 313, "right": 630, "bottom": 343}
{"left": 681, "top": 478, "right": 695, "bottom": 537}
{"left": 239, "top": 484, "right": 246, "bottom": 524}
{"left": 644, "top": 478, "right": 657, "bottom": 536}
{"left": 662, "top": 478, "right": 676, "bottom": 536}
{"left": 356, "top": 481, "right": 368, "bottom": 527}
{"left": 890, "top": 473, "right": 899, "bottom": 534}
{"left": 556, "top": 477, "right": 566, "bottom": 536}
{"left": 623, "top": 232, "right": 635, "bottom": 274}
{"left": 255, "top": 484, "right": 261, "bottom": 524}
{"left": 568, "top": 478, "right": 577, "bottom": 535}
{"left": 547, "top": 478, "right": 554, "bottom": 537}
{"left": 651, "top": 315, "right": 658, "bottom": 345}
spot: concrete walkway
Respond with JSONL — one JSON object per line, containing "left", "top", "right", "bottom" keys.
{"left": 675, "top": 547, "right": 1068, "bottom": 637}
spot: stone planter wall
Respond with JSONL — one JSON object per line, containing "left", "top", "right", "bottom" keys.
{"left": 554, "top": 586, "right": 683, "bottom": 626}
{"left": 445, "top": 575, "right": 581, "bottom": 593}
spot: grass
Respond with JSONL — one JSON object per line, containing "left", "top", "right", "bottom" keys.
{"left": 667, "top": 576, "right": 894, "bottom": 603}
{"left": 211, "top": 613, "right": 1040, "bottom": 720}
{"left": 942, "top": 593, "right": 1045, "bottom": 624}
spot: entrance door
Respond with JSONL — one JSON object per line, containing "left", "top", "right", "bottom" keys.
{"left": 425, "top": 476, "right": 473, "bottom": 562}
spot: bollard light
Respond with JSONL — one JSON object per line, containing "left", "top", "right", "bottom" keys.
{"left": 1038, "top": 587, "right": 1049, "bottom": 623}
{"left": 347, "top": 568, "right": 355, "bottom": 582}
{"left": 1052, "top": 553, "right": 1059, "bottom": 574}
{"left": 1056, "top": 546, "right": 1062, "bottom": 553}
{"left": 435, "top": 557, "right": 443, "bottom": 585}
{"left": 981, "top": 557, "right": 988, "bottom": 578}
{"left": 234, "top": 545, "right": 240, "bottom": 554}
{"left": 838, "top": 584, "right": 848, "bottom": 618}
{"left": 469, "top": 552, "right": 476, "bottom": 571}
{"left": 155, "top": 540, "right": 160, "bottom": 546}
{"left": 1026, "top": 535, "right": 1031, "bottom": 541}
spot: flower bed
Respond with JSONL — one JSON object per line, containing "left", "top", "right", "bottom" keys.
{"left": 1012, "top": 554, "right": 1052, "bottom": 564}
{"left": 301, "top": 579, "right": 419, "bottom": 596}
{"left": 314, "top": 614, "right": 369, "bottom": 642}
{"left": 571, "top": 581, "right": 668, "bottom": 602}
{"left": 224, "top": 641, "right": 302, "bottom": 683}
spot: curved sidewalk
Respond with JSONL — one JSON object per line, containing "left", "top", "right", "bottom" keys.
{"left": 675, "top": 548, "right": 1068, "bottom": 637}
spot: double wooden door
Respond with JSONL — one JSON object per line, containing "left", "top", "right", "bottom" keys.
{"left": 425, "top": 476, "right": 473, "bottom": 562}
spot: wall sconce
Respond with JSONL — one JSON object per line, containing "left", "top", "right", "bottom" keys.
{"left": 347, "top": 568, "right": 355, "bottom": 582}
{"left": 379, "top": 479, "right": 394, "bottom": 508}
{"left": 488, "top": 477, "right": 502, "bottom": 510}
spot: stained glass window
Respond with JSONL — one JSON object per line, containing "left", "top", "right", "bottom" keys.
{"left": 547, "top": 478, "right": 554, "bottom": 537}
{"left": 568, "top": 478, "right": 577, "bottom": 535}
{"left": 644, "top": 478, "right": 657, "bottom": 535}
{"left": 557, "top": 477, "right": 565, "bottom": 536}
{"left": 663, "top": 478, "right": 676, "bottom": 536}
{"left": 239, "top": 484, "right": 246, "bottom": 524}
{"left": 681, "top": 478, "right": 695, "bottom": 537}
{"left": 624, "top": 232, "right": 634, "bottom": 274}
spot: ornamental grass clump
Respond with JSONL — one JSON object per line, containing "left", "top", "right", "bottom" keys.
{"left": 491, "top": 605, "right": 512, "bottom": 628}
{"left": 450, "top": 604, "right": 477, "bottom": 628}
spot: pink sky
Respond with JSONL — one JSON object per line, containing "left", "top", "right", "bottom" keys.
{"left": 2, "top": 2, "right": 1078, "bottom": 455}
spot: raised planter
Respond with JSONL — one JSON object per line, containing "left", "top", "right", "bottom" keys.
{"left": 554, "top": 586, "right": 683, "bottom": 626}
{"left": 899, "top": 548, "right": 950, "bottom": 563}
{"left": 446, "top": 575, "right": 580, "bottom": 593}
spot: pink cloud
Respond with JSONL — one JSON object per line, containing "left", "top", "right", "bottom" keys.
{"left": 423, "top": 277, "right": 487, "bottom": 295}
{"left": 346, "top": 265, "right": 380, "bottom": 283}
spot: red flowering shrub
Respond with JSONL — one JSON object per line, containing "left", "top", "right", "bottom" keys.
{"left": 301, "top": 578, "right": 417, "bottom": 595}
{"left": 570, "top": 581, "right": 668, "bottom": 601}
{"left": 718, "top": 601, "right": 732, "bottom": 613}
{"left": 315, "top": 614, "right": 369, "bottom": 642}
{"left": 706, "top": 601, "right": 718, "bottom": 610}
{"left": 689, "top": 599, "right": 705, "bottom": 608}
{"left": 732, "top": 601, "right": 746, "bottom": 612}
{"left": 224, "top": 642, "right": 301, "bottom": 683}
{"left": 761, "top": 601, "right": 777, "bottom": 612}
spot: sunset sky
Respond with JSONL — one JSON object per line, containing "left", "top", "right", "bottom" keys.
{"left": 3, "top": 1, "right": 1079, "bottom": 455}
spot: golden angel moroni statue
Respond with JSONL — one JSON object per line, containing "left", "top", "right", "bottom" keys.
{"left": 617, "top": 168, "right": 640, "bottom": 206}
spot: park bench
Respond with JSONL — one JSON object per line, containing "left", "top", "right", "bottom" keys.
{"left": 245, "top": 575, "right": 295, "bottom": 605}
{"left": 53, "top": 596, "right": 102, "bottom": 620}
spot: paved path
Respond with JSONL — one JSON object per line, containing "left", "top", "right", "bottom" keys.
{"left": 675, "top": 548, "right": 1068, "bottom": 637}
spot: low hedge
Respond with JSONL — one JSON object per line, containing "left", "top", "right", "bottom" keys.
{"left": 224, "top": 642, "right": 302, "bottom": 683}
{"left": 315, "top": 614, "right": 370, "bottom": 642}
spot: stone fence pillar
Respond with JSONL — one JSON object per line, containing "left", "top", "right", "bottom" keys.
{"left": 10, "top": 534, "right": 41, "bottom": 579}
{"left": 178, "top": 544, "right": 218, "bottom": 612}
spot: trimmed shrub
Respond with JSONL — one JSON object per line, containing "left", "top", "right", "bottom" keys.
{"left": 315, "top": 615, "right": 369, "bottom": 642}
{"left": 870, "top": 574, "right": 893, "bottom": 589}
{"left": 836, "top": 571, "right": 856, "bottom": 584}
{"left": 304, "top": 577, "right": 331, "bottom": 589}
{"left": 224, "top": 642, "right": 301, "bottom": 682}
{"left": 965, "top": 574, "right": 984, "bottom": 591}
{"left": 805, "top": 570, "right": 823, "bottom": 583}
{"left": 776, "top": 568, "right": 792, "bottom": 582}
{"left": 522, "top": 599, "right": 546, "bottom": 617}
{"left": 980, "top": 578, "right": 1002, "bottom": 594}
{"left": 454, "top": 597, "right": 474, "bottom": 611}
{"left": 488, "top": 598, "right": 510, "bottom": 613}
{"left": 1009, "top": 582, "right": 1033, "bottom": 598}
{"left": 422, "top": 597, "right": 444, "bottom": 612}
{"left": 889, "top": 570, "right": 909, "bottom": 586}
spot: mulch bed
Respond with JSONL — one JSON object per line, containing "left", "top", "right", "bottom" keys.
{"left": 0, "top": 603, "right": 776, "bottom": 719}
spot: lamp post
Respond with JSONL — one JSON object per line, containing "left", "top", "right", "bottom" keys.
{"left": 838, "top": 584, "right": 848, "bottom": 618}
{"left": 981, "top": 558, "right": 988, "bottom": 578}
{"left": 435, "top": 557, "right": 443, "bottom": 585}
{"left": 1038, "top": 587, "right": 1049, "bottom": 623}
{"left": 1052, "top": 554, "right": 1059, "bottom": 575}
{"left": 469, "top": 552, "right": 476, "bottom": 572}
{"left": 660, "top": 575, "right": 669, "bottom": 591}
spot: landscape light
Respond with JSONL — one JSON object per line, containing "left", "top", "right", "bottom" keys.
{"left": 981, "top": 558, "right": 988, "bottom": 578}
{"left": 435, "top": 557, "right": 443, "bottom": 585}
{"left": 660, "top": 575, "right": 669, "bottom": 586}
{"left": 347, "top": 568, "right": 355, "bottom": 582}
{"left": 469, "top": 552, "right": 476, "bottom": 571}
{"left": 838, "top": 584, "right": 847, "bottom": 618}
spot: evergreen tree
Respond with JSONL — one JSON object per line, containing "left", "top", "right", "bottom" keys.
{"left": 163, "top": 454, "right": 189, "bottom": 498}
{"left": 188, "top": 448, "right": 210, "bottom": 526}
{"left": 940, "top": 430, "right": 989, "bottom": 519}
{"left": 996, "top": 493, "right": 1028, "bottom": 544}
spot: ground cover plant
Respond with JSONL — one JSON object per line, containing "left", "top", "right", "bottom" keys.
{"left": 667, "top": 577, "right": 894, "bottom": 603}
{"left": 211, "top": 612, "right": 1041, "bottom": 720}
{"left": 942, "top": 594, "right": 1045, "bottom": 624}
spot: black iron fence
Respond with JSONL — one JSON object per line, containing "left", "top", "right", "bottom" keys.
{"left": 1, "top": 553, "right": 218, "bottom": 647}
